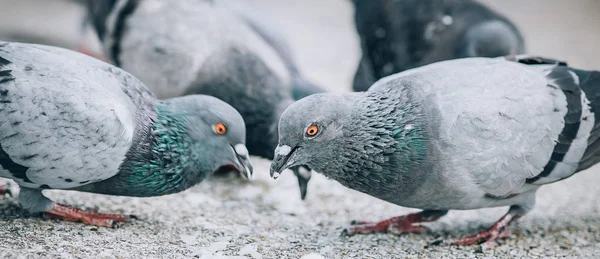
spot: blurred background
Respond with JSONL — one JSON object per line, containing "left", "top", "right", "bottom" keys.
{"left": 1, "top": 0, "right": 599, "bottom": 93}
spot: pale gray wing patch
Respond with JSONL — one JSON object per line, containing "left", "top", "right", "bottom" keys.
{"left": 0, "top": 42, "right": 138, "bottom": 189}
{"left": 401, "top": 58, "right": 567, "bottom": 198}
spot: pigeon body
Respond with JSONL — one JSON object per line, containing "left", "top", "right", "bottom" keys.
{"left": 85, "top": 0, "right": 321, "bottom": 199}
{"left": 0, "top": 41, "right": 252, "bottom": 226}
{"left": 271, "top": 55, "right": 600, "bottom": 247}
{"left": 351, "top": 0, "right": 525, "bottom": 91}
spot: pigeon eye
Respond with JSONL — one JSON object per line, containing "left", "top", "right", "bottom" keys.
{"left": 214, "top": 123, "right": 227, "bottom": 135}
{"left": 306, "top": 125, "right": 319, "bottom": 137}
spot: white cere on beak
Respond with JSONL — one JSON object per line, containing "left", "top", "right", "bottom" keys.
{"left": 234, "top": 144, "right": 249, "bottom": 157}
{"left": 275, "top": 145, "right": 292, "bottom": 156}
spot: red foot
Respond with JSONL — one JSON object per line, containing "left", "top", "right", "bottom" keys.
{"left": 76, "top": 46, "right": 109, "bottom": 62}
{"left": 343, "top": 210, "right": 448, "bottom": 236}
{"left": 44, "top": 203, "right": 136, "bottom": 228}
{"left": 430, "top": 209, "right": 520, "bottom": 249}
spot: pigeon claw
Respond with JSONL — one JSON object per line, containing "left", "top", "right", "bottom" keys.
{"left": 343, "top": 210, "right": 447, "bottom": 236}
{"left": 340, "top": 228, "right": 350, "bottom": 237}
{"left": 44, "top": 203, "right": 135, "bottom": 228}
{"left": 430, "top": 227, "right": 511, "bottom": 249}
{"left": 428, "top": 210, "right": 518, "bottom": 250}
{"left": 428, "top": 238, "right": 445, "bottom": 247}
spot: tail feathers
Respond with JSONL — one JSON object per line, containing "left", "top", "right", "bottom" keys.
{"left": 509, "top": 55, "right": 600, "bottom": 174}
{"left": 574, "top": 69, "right": 600, "bottom": 171}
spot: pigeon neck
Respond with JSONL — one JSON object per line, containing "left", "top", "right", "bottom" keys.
{"left": 321, "top": 90, "right": 429, "bottom": 200}
{"left": 86, "top": 102, "right": 202, "bottom": 197}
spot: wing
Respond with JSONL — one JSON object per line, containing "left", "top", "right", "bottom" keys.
{"left": 374, "top": 57, "right": 583, "bottom": 197}
{"left": 0, "top": 41, "right": 152, "bottom": 189}
{"left": 504, "top": 55, "right": 600, "bottom": 178}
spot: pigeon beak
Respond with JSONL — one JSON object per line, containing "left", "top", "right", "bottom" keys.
{"left": 293, "top": 166, "right": 312, "bottom": 200}
{"left": 233, "top": 144, "right": 254, "bottom": 180}
{"left": 269, "top": 144, "right": 296, "bottom": 179}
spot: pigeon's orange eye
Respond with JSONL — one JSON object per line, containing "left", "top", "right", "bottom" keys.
{"left": 306, "top": 125, "right": 319, "bottom": 137}
{"left": 214, "top": 123, "right": 227, "bottom": 135}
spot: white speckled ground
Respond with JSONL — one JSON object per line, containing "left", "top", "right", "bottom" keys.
{"left": 1, "top": 0, "right": 600, "bottom": 258}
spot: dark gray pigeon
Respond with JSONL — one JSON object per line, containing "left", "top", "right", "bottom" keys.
{"left": 0, "top": 41, "right": 253, "bottom": 227}
{"left": 351, "top": 0, "right": 525, "bottom": 91}
{"left": 84, "top": 0, "right": 323, "bottom": 199}
{"left": 271, "top": 55, "right": 600, "bottom": 249}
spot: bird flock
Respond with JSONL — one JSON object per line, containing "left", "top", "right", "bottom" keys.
{"left": 0, "top": 0, "right": 599, "bottom": 251}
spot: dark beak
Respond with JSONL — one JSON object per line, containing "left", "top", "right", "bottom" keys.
{"left": 292, "top": 165, "right": 312, "bottom": 200}
{"left": 269, "top": 144, "right": 296, "bottom": 179}
{"left": 233, "top": 144, "right": 254, "bottom": 180}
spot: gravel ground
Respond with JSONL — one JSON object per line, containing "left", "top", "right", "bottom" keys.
{"left": 1, "top": 0, "right": 600, "bottom": 258}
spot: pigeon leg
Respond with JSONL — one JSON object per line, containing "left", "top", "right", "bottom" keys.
{"left": 18, "top": 188, "right": 134, "bottom": 227}
{"left": 431, "top": 205, "right": 522, "bottom": 248}
{"left": 343, "top": 210, "right": 448, "bottom": 235}
{"left": 44, "top": 203, "right": 135, "bottom": 228}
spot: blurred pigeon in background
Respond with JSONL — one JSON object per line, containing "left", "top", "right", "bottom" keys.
{"left": 271, "top": 55, "right": 600, "bottom": 249}
{"left": 84, "top": 0, "right": 322, "bottom": 199}
{"left": 351, "top": 0, "right": 525, "bottom": 91}
{"left": 0, "top": 41, "right": 252, "bottom": 227}
{"left": 221, "top": 0, "right": 325, "bottom": 101}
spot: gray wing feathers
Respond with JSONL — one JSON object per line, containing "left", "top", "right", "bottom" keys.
{"left": 0, "top": 42, "right": 142, "bottom": 189}
{"left": 373, "top": 58, "right": 566, "bottom": 197}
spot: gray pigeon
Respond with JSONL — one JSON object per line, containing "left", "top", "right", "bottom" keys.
{"left": 352, "top": 0, "right": 525, "bottom": 91}
{"left": 0, "top": 41, "right": 253, "bottom": 227}
{"left": 220, "top": 0, "right": 324, "bottom": 101}
{"left": 84, "top": 0, "right": 322, "bottom": 199}
{"left": 271, "top": 55, "right": 600, "bottom": 248}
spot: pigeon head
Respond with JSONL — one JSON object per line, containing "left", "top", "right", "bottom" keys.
{"left": 270, "top": 87, "right": 429, "bottom": 192}
{"left": 160, "top": 95, "right": 254, "bottom": 180}
{"left": 458, "top": 20, "right": 524, "bottom": 58}
{"left": 269, "top": 93, "right": 363, "bottom": 179}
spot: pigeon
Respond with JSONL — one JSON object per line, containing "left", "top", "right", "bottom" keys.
{"left": 84, "top": 0, "right": 322, "bottom": 199}
{"left": 270, "top": 55, "right": 600, "bottom": 248}
{"left": 0, "top": 41, "right": 253, "bottom": 227}
{"left": 351, "top": 0, "right": 525, "bottom": 91}
{"left": 220, "top": 0, "right": 324, "bottom": 101}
